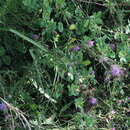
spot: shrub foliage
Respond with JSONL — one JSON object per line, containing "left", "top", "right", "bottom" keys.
{"left": 0, "top": 0, "right": 130, "bottom": 129}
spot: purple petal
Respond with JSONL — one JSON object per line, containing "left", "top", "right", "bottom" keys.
{"left": 112, "top": 128, "right": 116, "bottom": 130}
{"left": 0, "top": 103, "right": 8, "bottom": 111}
{"left": 72, "top": 45, "right": 80, "bottom": 51}
{"left": 31, "top": 34, "right": 39, "bottom": 40}
{"left": 88, "top": 40, "right": 95, "bottom": 48}
{"left": 110, "top": 65, "right": 124, "bottom": 77}
{"left": 88, "top": 98, "right": 97, "bottom": 105}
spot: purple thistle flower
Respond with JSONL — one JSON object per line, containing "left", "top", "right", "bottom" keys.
{"left": 110, "top": 65, "right": 124, "bottom": 77}
{"left": 88, "top": 40, "right": 95, "bottom": 48}
{"left": 72, "top": 45, "right": 80, "bottom": 51}
{"left": 109, "top": 43, "right": 116, "bottom": 50}
{"left": 0, "top": 103, "right": 8, "bottom": 111}
{"left": 88, "top": 97, "right": 97, "bottom": 105}
{"left": 112, "top": 128, "right": 116, "bottom": 130}
{"left": 31, "top": 34, "right": 39, "bottom": 40}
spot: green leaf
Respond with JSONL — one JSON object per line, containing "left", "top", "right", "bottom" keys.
{"left": 68, "top": 84, "right": 80, "bottom": 96}
{"left": 23, "top": 0, "right": 38, "bottom": 10}
{"left": 58, "top": 22, "right": 64, "bottom": 32}
{"left": 56, "top": 0, "right": 65, "bottom": 8}
{"left": 0, "top": 46, "right": 6, "bottom": 56}
{"left": 74, "top": 97, "right": 84, "bottom": 109}
{"left": 2, "top": 55, "right": 11, "bottom": 65}
{"left": 69, "top": 24, "right": 76, "bottom": 30}
{"left": 81, "top": 60, "right": 91, "bottom": 66}
{"left": 84, "top": 115, "right": 96, "bottom": 127}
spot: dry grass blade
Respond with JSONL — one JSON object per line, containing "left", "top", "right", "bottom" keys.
{"left": 0, "top": 97, "right": 32, "bottom": 130}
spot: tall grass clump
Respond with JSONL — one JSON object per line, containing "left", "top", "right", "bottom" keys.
{"left": 0, "top": 0, "right": 130, "bottom": 129}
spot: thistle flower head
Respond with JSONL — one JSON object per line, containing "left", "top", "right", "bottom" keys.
{"left": 112, "top": 128, "right": 116, "bottom": 130}
{"left": 88, "top": 40, "right": 95, "bottom": 48}
{"left": 110, "top": 65, "right": 124, "bottom": 77}
{"left": 109, "top": 43, "right": 116, "bottom": 50}
{"left": 88, "top": 97, "right": 97, "bottom": 105}
{"left": 0, "top": 103, "right": 8, "bottom": 111}
{"left": 31, "top": 34, "right": 39, "bottom": 40}
{"left": 72, "top": 45, "right": 80, "bottom": 51}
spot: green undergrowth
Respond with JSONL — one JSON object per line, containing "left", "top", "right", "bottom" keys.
{"left": 0, "top": 0, "right": 130, "bottom": 130}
